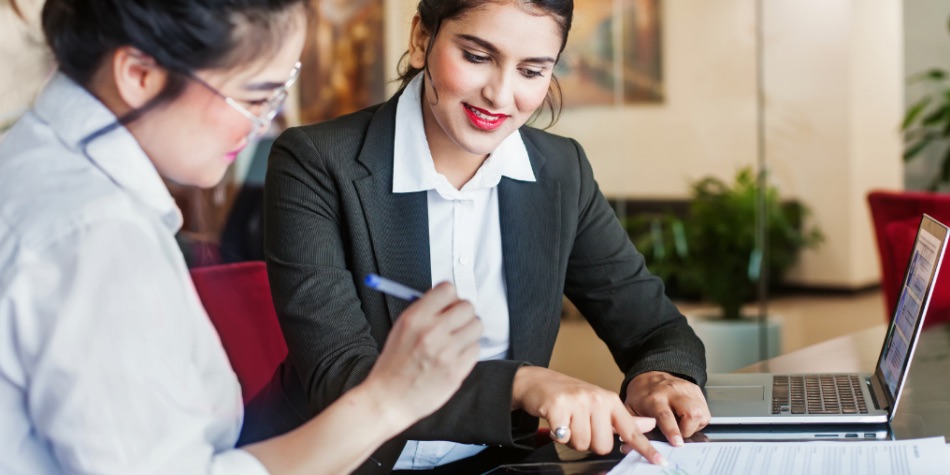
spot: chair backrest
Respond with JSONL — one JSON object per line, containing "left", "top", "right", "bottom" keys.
{"left": 190, "top": 261, "right": 287, "bottom": 402}
{"left": 867, "top": 190, "right": 950, "bottom": 327}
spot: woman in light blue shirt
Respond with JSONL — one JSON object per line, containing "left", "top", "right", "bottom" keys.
{"left": 0, "top": 1, "right": 481, "bottom": 473}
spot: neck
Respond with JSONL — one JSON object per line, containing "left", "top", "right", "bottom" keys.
{"left": 432, "top": 152, "right": 488, "bottom": 190}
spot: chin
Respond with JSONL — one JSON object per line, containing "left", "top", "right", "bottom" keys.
{"left": 460, "top": 137, "right": 508, "bottom": 157}
{"left": 197, "top": 170, "right": 229, "bottom": 189}
{"left": 182, "top": 166, "right": 229, "bottom": 189}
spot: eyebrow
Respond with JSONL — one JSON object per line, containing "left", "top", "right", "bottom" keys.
{"left": 456, "top": 34, "right": 557, "bottom": 64}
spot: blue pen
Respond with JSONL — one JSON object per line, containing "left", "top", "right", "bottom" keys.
{"left": 364, "top": 274, "right": 424, "bottom": 301}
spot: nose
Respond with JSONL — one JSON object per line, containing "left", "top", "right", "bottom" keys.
{"left": 481, "top": 69, "right": 515, "bottom": 111}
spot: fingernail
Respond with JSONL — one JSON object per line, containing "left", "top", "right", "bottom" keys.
{"left": 652, "top": 454, "right": 669, "bottom": 466}
{"left": 672, "top": 435, "right": 684, "bottom": 446}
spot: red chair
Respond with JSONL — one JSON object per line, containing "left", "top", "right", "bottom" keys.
{"left": 190, "top": 261, "right": 287, "bottom": 402}
{"left": 867, "top": 190, "right": 950, "bottom": 327}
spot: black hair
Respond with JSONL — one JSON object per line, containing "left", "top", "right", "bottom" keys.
{"left": 41, "top": 0, "right": 308, "bottom": 126}
{"left": 395, "top": 0, "right": 574, "bottom": 128}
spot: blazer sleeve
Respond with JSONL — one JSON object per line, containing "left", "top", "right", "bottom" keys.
{"left": 560, "top": 138, "right": 707, "bottom": 398}
{"left": 263, "top": 127, "right": 532, "bottom": 448}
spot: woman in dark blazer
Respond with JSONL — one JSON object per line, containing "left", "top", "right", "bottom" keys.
{"left": 262, "top": 0, "right": 709, "bottom": 472}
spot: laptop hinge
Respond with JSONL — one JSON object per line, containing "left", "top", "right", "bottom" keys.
{"left": 867, "top": 376, "right": 888, "bottom": 411}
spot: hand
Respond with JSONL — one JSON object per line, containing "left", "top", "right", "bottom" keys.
{"left": 365, "top": 282, "right": 482, "bottom": 427}
{"left": 624, "top": 371, "right": 710, "bottom": 447}
{"left": 511, "top": 367, "right": 667, "bottom": 466}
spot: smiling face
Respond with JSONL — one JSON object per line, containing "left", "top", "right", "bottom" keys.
{"left": 408, "top": 2, "right": 564, "bottom": 167}
{"left": 125, "top": 13, "right": 306, "bottom": 188}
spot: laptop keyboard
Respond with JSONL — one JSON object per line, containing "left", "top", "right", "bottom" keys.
{"left": 771, "top": 375, "right": 869, "bottom": 415}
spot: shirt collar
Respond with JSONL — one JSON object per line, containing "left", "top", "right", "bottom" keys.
{"left": 33, "top": 73, "right": 182, "bottom": 232}
{"left": 392, "top": 73, "right": 536, "bottom": 196}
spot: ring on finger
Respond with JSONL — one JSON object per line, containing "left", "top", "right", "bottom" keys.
{"left": 551, "top": 425, "right": 570, "bottom": 440}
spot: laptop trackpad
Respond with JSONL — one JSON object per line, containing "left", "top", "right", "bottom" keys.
{"left": 707, "top": 386, "right": 765, "bottom": 401}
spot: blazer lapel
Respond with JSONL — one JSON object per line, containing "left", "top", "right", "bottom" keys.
{"left": 500, "top": 137, "right": 561, "bottom": 362}
{"left": 353, "top": 95, "right": 432, "bottom": 322}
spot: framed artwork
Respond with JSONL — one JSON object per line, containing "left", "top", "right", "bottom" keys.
{"left": 297, "top": 0, "right": 387, "bottom": 124}
{"left": 557, "top": 0, "right": 663, "bottom": 108}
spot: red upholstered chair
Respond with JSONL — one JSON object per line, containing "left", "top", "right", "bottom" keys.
{"left": 190, "top": 261, "right": 287, "bottom": 402}
{"left": 867, "top": 190, "right": 950, "bottom": 327}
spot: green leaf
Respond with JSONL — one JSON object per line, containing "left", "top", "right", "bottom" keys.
{"left": 908, "top": 68, "right": 948, "bottom": 83}
{"left": 941, "top": 147, "right": 950, "bottom": 183}
{"left": 902, "top": 97, "right": 932, "bottom": 130}
{"left": 904, "top": 139, "right": 933, "bottom": 161}
{"left": 928, "top": 69, "right": 948, "bottom": 81}
{"left": 922, "top": 104, "right": 950, "bottom": 127}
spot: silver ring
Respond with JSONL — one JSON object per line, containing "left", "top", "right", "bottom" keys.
{"left": 551, "top": 425, "right": 570, "bottom": 440}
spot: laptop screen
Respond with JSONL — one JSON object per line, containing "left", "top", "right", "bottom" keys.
{"left": 875, "top": 214, "right": 948, "bottom": 405}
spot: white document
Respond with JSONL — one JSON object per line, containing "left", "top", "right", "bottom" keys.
{"left": 608, "top": 437, "right": 950, "bottom": 475}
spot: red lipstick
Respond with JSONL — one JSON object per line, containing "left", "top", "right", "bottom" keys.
{"left": 463, "top": 103, "right": 507, "bottom": 131}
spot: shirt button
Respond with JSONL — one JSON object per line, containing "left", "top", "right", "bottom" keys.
{"left": 459, "top": 256, "right": 468, "bottom": 265}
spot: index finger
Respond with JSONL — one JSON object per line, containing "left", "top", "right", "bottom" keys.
{"left": 653, "top": 408, "right": 684, "bottom": 447}
{"left": 613, "top": 409, "right": 666, "bottom": 466}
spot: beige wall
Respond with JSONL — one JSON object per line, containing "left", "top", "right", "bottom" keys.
{"left": 384, "top": 0, "right": 904, "bottom": 289}
{"left": 761, "top": 0, "right": 904, "bottom": 288}
{"left": 0, "top": 0, "right": 51, "bottom": 130}
{"left": 846, "top": 0, "right": 904, "bottom": 285}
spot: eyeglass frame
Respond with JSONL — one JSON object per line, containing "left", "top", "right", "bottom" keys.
{"left": 186, "top": 61, "right": 301, "bottom": 140}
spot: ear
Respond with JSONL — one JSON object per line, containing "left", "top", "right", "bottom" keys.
{"left": 408, "top": 14, "right": 430, "bottom": 70}
{"left": 111, "top": 46, "right": 167, "bottom": 109}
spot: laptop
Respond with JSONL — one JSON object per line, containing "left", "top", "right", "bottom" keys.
{"left": 706, "top": 214, "right": 949, "bottom": 425}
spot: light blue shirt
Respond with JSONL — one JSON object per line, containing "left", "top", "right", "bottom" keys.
{"left": 0, "top": 74, "right": 268, "bottom": 474}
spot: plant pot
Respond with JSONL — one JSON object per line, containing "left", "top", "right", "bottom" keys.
{"left": 687, "top": 315, "right": 783, "bottom": 373}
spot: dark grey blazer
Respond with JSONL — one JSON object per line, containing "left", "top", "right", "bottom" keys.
{"left": 262, "top": 92, "right": 706, "bottom": 473}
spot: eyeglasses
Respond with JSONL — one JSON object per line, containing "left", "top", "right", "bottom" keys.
{"left": 188, "top": 61, "right": 301, "bottom": 141}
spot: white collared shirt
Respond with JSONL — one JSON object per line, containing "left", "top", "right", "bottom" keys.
{"left": 0, "top": 74, "right": 268, "bottom": 474}
{"left": 392, "top": 74, "right": 536, "bottom": 470}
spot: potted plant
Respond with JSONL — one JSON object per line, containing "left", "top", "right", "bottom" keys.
{"left": 625, "top": 167, "right": 823, "bottom": 370}
{"left": 628, "top": 167, "right": 823, "bottom": 317}
{"left": 902, "top": 17, "right": 950, "bottom": 191}
{"left": 682, "top": 167, "right": 823, "bottom": 319}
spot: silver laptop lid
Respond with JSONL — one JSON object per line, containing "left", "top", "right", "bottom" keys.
{"left": 873, "top": 214, "right": 949, "bottom": 414}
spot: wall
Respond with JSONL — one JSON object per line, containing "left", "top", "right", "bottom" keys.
{"left": 903, "top": 0, "right": 950, "bottom": 191}
{"left": 762, "top": 0, "right": 904, "bottom": 287}
{"left": 0, "top": 0, "right": 51, "bottom": 131}
{"left": 384, "top": 0, "right": 904, "bottom": 288}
